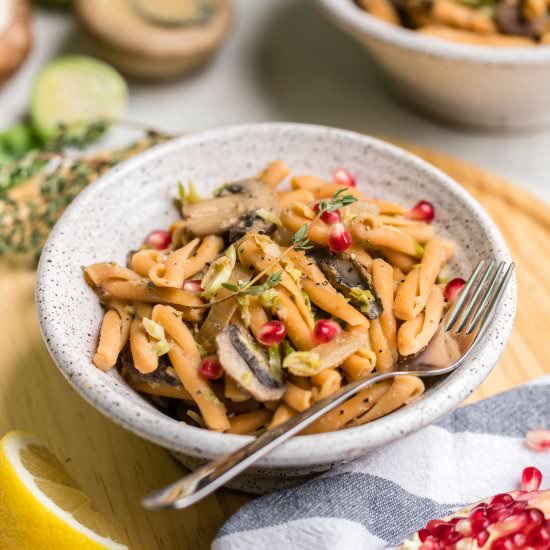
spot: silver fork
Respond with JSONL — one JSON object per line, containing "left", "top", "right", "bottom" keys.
{"left": 142, "top": 260, "right": 514, "bottom": 510}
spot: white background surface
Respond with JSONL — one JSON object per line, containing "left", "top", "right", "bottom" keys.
{"left": 1, "top": 0, "right": 548, "bottom": 201}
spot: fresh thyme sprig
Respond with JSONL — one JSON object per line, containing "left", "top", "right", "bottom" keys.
{"left": 194, "top": 188, "right": 358, "bottom": 309}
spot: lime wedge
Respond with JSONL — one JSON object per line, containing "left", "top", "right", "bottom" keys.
{"left": 31, "top": 56, "right": 128, "bottom": 140}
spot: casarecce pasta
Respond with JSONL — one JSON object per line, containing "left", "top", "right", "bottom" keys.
{"left": 84, "top": 162, "right": 464, "bottom": 435}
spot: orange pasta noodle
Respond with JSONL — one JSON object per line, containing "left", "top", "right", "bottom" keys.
{"left": 346, "top": 245, "right": 373, "bottom": 268}
{"left": 303, "top": 381, "right": 392, "bottom": 434}
{"left": 379, "top": 247, "right": 416, "bottom": 273}
{"left": 280, "top": 204, "right": 330, "bottom": 247}
{"left": 368, "top": 199, "right": 407, "bottom": 215}
{"left": 276, "top": 189, "right": 315, "bottom": 207}
{"left": 398, "top": 285, "right": 445, "bottom": 356}
{"left": 311, "top": 368, "right": 342, "bottom": 401}
{"left": 290, "top": 175, "right": 328, "bottom": 192}
{"left": 350, "top": 376, "right": 425, "bottom": 425}
{"left": 151, "top": 304, "right": 200, "bottom": 363}
{"left": 380, "top": 217, "right": 435, "bottom": 244}
{"left": 394, "top": 236, "right": 444, "bottom": 321}
{"left": 93, "top": 309, "right": 123, "bottom": 371}
{"left": 351, "top": 223, "right": 421, "bottom": 257}
{"left": 85, "top": 262, "right": 140, "bottom": 286}
{"left": 168, "top": 343, "right": 230, "bottom": 432}
{"left": 180, "top": 235, "right": 224, "bottom": 280}
{"left": 313, "top": 183, "right": 364, "bottom": 201}
{"left": 268, "top": 403, "right": 297, "bottom": 429}
{"left": 129, "top": 304, "right": 158, "bottom": 374}
{"left": 369, "top": 259, "right": 397, "bottom": 371}
{"left": 284, "top": 382, "right": 313, "bottom": 412}
{"left": 258, "top": 160, "right": 289, "bottom": 188}
{"left": 130, "top": 250, "right": 166, "bottom": 278}
{"left": 275, "top": 287, "right": 315, "bottom": 350}
{"left": 148, "top": 238, "right": 200, "bottom": 288}
{"left": 227, "top": 409, "right": 272, "bottom": 435}
{"left": 247, "top": 296, "right": 269, "bottom": 341}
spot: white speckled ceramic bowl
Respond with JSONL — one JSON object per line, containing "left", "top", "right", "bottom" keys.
{"left": 37, "top": 123, "right": 516, "bottom": 493}
{"left": 316, "top": 0, "right": 550, "bottom": 130}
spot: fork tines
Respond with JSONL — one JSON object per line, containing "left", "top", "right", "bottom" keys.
{"left": 445, "top": 260, "right": 514, "bottom": 336}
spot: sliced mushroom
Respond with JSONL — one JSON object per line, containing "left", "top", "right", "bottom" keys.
{"left": 216, "top": 324, "right": 287, "bottom": 402}
{"left": 181, "top": 178, "right": 277, "bottom": 237}
{"left": 119, "top": 346, "right": 192, "bottom": 400}
{"left": 312, "top": 252, "right": 383, "bottom": 320}
{"left": 226, "top": 211, "right": 276, "bottom": 244}
{"left": 495, "top": 2, "right": 544, "bottom": 38}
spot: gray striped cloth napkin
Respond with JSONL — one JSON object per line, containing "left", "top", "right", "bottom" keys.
{"left": 213, "top": 377, "right": 550, "bottom": 550}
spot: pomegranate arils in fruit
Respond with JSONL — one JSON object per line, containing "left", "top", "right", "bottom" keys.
{"left": 511, "top": 532, "right": 526, "bottom": 547}
{"left": 328, "top": 223, "right": 352, "bottom": 252}
{"left": 407, "top": 200, "right": 435, "bottom": 223}
{"left": 491, "top": 494, "right": 515, "bottom": 506}
{"left": 433, "top": 523, "right": 454, "bottom": 540}
{"left": 494, "top": 512, "right": 529, "bottom": 537}
{"left": 526, "top": 525, "right": 550, "bottom": 547}
{"left": 526, "top": 507, "right": 545, "bottom": 529}
{"left": 426, "top": 520, "right": 448, "bottom": 532}
{"left": 455, "top": 519, "right": 472, "bottom": 536}
{"left": 491, "top": 536, "right": 515, "bottom": 550}
{"left": 476, "top": 529, "right": 490, "bottom": 547}
{"left": 487, "top": 504, "right": 513, "bottom": 523}
{"left": 526, "top": 429, "right": 550, "bottom": 452}
{"left": 199, "top": 356, "right": 223, "bottom": 380}
{"left": 258, "top": 320, "right": 286, "bottom": 346}
{"left": 444, "top": 278, "right": 466, "bottom": 303}
{"left": 312, "top": 202, "right": 342, "bottom": 225}
{"left": 522, "top": 466, "right": 543, "bottom": 491}
{"left": 145, "top": 229, "right": 171, "bottom": 250}
{"left": 313, "top": 319, "right": 341, "bottom": 344}
{"left": 420, "top": 536, "right": 443, "bottom": 550}
{"left": 418, "top": 528, "right": 431, "bottom": 542}
{"left": 333, "top": 168, "right": 356, "bottom": 187}
{"left": 471, "top": 516, "right": 490, "bottom": 532}
{"left": 183, "top": 279, "right": 203, "bottom": 293}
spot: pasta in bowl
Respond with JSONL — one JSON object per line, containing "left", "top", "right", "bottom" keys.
{"left": 84, "top": 162, "right": 462, "bottom": 436}
{"left": 37, "top": 124, "right": 515, "bottom": 491}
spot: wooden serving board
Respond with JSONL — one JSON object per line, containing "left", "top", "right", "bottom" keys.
{"left": 0, "top": 144, "right": 548, "bottom": 549}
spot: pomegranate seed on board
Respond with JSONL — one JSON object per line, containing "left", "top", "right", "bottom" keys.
{"left": 491, "top": 494, "right": 515, "bottom": 506}
{"left": 444, "top": 278, "right": 466, "bottom": 303}
{"left": 494, "top": 512, "right": 529, "bottom": 537}
{"left": 526, "top": 429, "right": 550, "bottom": 452}
{"left": 526, "top": 525, "right": 550, "bottom": 547}
{"left": 312, "top": 202, "right": 342, "bottom": 224}
{"left": 199, "top": 356, "right": 223, "bottom": 380}
{"left": 407, "top": 200, "right": 435, "bottom": 223}
{"left": 490, "top": 536, "right": 515, "bottom": 550}
{"left": 313, "top": 319, "right": 341, "bottom": 344}
{"left": 418, "top": 529, "right": 431, "bottom": 542}
{"left": 333, "top": 168, "right": 356, "bottom": 187}
{"left": 511, "top": 532, "right": 526, "bottom": 547}
{"left": 145, "top": 229, "right": 171, "bottom": 250}
{"left": 475, "top": 529, "right": 490, "bottom": 547}
{"left": 183, "top": 280, "right": 203, "bottom": 293}
{"left": 522, "top": 467, "right": 543, "bottom": 491}
{"left": 328, "top": 223, "right": 352, "bottom": 252}
{"left": 258, "top": 321, "right": 286, "bottom": 346}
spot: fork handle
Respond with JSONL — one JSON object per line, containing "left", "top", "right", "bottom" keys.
{"left": 142, "top": 370, "right": 396, "bottom": 510}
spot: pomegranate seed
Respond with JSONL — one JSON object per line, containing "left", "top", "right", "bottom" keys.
{"left": 455, "top": 519, "right": 472, "bottom": 536}
{"left": 471, "top": 515, "right": 490, "bottom": 532}
{"left": 313, "top": 319, "right": 341, "bottom": 344}
{"left": 313, "top": 202, "right": 342, "bottom": 224}
{"left": 526, "top": 508, "right": 545, "bottom": 529}
{"left": 199, "top": 356, "right": 223, "bottom": 380}
{"left": 328, "top": 222, "right": 352, "bottom": 252}
{"left": 426, "top": 520, "right": 448, "bottom": 533}
{"left": 407, "top": 199, "right": 435, "bottom": 223}
{"left": 418, "top": 528, "right": 431, "bottom": 542}
{"left": 491, "top": 494, "right": 515, "bottom": 506}
{"left": 145, "top": 229, "right": 171, "bottom": 250}
{"left": 476, "top": 529, "right": 490, "bottom": 547}
{"left": 509, "top": 501, "right": 527, "bottom": 514}
{"left": 512, "top": 532, "right": 527, "bottom": 547}
{"left": 443, "top": 530, "right": 463, "bottom": 545}
{"left": 491, "top": 535, "right": 515, "bottom": 550}
{"left": 183, "top": 279, "right": 203, "bottom": 293}
{"left": 494, "top": 512, "right": 529, "bottom": 537}
{"left": 420, "top": 536, "right": 443, "bottom": 550}
{"left": 333, "top": 168, "right": 356, "bottom": 187}
{"left": 526, "top": 525, "right": 550, "bottom": 547}
{"left": 444, "top": 278, "right": 466, "bottom": 303}
{"left": 433, "top": 523, "right": 454, "bottom": 540}
{"left": 522, "top": 467, "right": 543, "bottom": 492}
{"left": 487, "top": 504, "right": 513, "bottom": 523}
{"left": 471, "top": 508, "right": 489, "bottom": 521}
{"left": 258, "top": 320, "right": 286, "bottom": 346}
{"left": 526, "top": 429, "right": 550, "bottom": 452}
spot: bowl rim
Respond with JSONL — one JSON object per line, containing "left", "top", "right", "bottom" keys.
{"left": 36, "top": 122, "right": 516, "bottom": 467}
{"left": 316, "top": 0, "right": 550, "bottom": 65}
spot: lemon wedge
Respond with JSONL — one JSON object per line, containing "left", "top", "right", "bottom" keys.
{"left": 0, "top": 431, "right": 128, "bottom": 550}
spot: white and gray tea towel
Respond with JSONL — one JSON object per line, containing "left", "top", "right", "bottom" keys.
{"left": 213, "top": 377, "right": 550, "bottom": 550}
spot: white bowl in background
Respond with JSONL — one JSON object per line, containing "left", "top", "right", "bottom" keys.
{"left": 316, "top": 0, "right": 550, "bottom": 130}
{"left": 37, "top": 123, "right": 516, "bottom": 493}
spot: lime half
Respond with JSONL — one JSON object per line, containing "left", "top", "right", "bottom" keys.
{"left": 31, "top": 56, "right": 128, "bottom": 140}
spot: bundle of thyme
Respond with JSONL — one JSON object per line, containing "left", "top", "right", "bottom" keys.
{"left": 0, "top": 127, "right": 169, "bottom": 262}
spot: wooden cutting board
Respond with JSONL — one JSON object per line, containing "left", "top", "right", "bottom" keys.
{"left": 0, "top": 144, "right": 548, "bottom": 549}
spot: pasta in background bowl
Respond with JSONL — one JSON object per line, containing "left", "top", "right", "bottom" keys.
{"left": 316, "top": 0, "right": 550, "bottom": 130}
{"left": 37, "top": 123, "right": 515, "bottom": 493}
